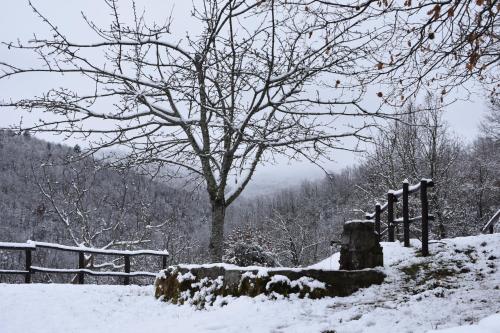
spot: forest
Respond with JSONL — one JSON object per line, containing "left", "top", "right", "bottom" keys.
{"left": 1, "top": 95, "right": 498, "bottom": 279}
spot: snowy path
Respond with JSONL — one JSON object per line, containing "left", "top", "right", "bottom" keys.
{"left": 0, "top": 234, "right": 499, "bottom": 333}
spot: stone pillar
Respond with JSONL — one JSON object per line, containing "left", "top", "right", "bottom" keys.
{"left": 339, "top": 220, "right": 383, "bottom": 270}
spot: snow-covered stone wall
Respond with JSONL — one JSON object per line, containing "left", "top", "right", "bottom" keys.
{"left": 154, "top": 264, "right": 385, "bottom": 307}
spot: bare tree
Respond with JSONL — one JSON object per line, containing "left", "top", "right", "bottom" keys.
{"left": 267, "top": 209, "right": 326, "bottom": 267}
{"left": 1, "top": 0, "right": 400, "bottom": 261}
{"left": 355, "top": 95, "right": 464, "bottom": 239}
{"left": 460, "top": 133, "right": 500, "bottom": 233}
{"left": 35, "top": 156, "right": 144, "bottom": 250}
{"left": 32, "top": 150, "right": 199, "bottom": 276}
{"left": 303, "top": 0, "right": 500, "bottom": 101}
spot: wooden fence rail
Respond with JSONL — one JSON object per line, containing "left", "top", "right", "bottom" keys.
{"left": 0, "top": 241, "right": 169, "bottom": 285}
{"left": 0, "top": 242, "right": 36, "bottom": 283}
{"left": 365, "top": 178, "right": 434, "bottom": 256}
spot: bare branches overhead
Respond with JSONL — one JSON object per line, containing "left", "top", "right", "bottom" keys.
{"left": 0, "top": 0, "right": 383, "bottom": 204}
{"left": 299, "top": 0, "right": 499, "bottom": 100}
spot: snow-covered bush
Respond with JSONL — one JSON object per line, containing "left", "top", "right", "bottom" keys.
{"left": 223, "top": 227, "right": 279, "bottom": 267}
{"left": 223, "top": 242, "right": 279, "bottom": 267}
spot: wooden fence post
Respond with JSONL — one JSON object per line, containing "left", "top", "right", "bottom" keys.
{"left": 124, "top": 255, "right": 130, "bottom": 285}
{"left": 420, "top": 180, "right": 429, "bottom": 256}
{"left": 490, "top": 224, "right": 494, "bottom": 234}
{"left": 375, "top": 203, "right": 381, "bottom": 242}
{"left": 162, "top": 255, "right": 167, "bottom": 270}
{"left": 25, "top": 249, "right": 32, "bottom": 283}
{"left": 403, "top": 181, "right": 410, "bottom": 247}
{"left": 78, "top": 251, "right": 85, "bottom": 284}
{"left": 387, "top": 192, "right": 395, "bottom": 242}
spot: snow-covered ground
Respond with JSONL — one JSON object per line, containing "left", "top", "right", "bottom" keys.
{"left": 0, "top": 234, "right": 499, "bottom": 333}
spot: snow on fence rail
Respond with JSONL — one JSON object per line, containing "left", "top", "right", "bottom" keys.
{"left": 481, "top": 209, "right": 500, "bottom": 234}
{"left": 29, "top": 241, "right": 169, "bottom": 256}
{"left": 364, "top": 179, "right": 434, "bottom": 256}
{"left": 0, "top": 241, "right": 168, "bottom": 284}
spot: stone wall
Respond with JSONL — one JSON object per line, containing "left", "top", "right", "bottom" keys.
{"left": 155, "top": 264, "right": 385, "bottom": 307}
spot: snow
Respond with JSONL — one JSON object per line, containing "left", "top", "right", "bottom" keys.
{"left": 427, "top": 313, "right": 500, "bottom": 333}
{"left": 389, "top": 178, "right": 432, "bottom": 197}
{"left": 264, "top": 275, "right": 326, "bottom": 292}
{"left": 409, "top": 182, "right": 421, "bottom": 192}
{"left": 344, "top": 219, "right": 374, "bottom": 224}
{"left": 176, "top": 271, "right": 196, "bottom": 283}
{"left": 0, "top": 241, "right": 36, "bottom": 249}
{"left": 389, "top": 188, "right": 404, "bottom": 197}
{"left": 1, "top": 233, "right": 499, "bottom": 333}
{"left": 307, "top": 251, "right": 340, "bottom": 270}
{"left": 256, "top": 269, "right": 269, "bottom": 278}
{"left": 266, "top": 274, "right": 291, "bottom": 290}
{"left": 26, "top": 240, "right": 169, "bottom": 256}
{"left": 290, "top": 276, "right": 326, "bottom": 291}
{"left": 189, "top": 276, "right": 225, "bottom": 308}
{"left": 30, "top": 266, "right": 157, "bottom": 277}
{"left": 366, "top": 201, "right": 389, "bottom": 219}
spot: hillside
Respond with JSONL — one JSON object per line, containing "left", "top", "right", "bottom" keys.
{"left": 1, "top": 233, "right": 498, "bottom": 333}
{"left": 0, "top": 131, "right": 210, "bottom": 274}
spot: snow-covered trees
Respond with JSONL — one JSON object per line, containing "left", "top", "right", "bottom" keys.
{"left": 224, "top": 181, "right": 339, "bottom": 266}
{"left": 0, "top": 0, "right": 411, "bottom": 261}
{"left": 224, "top": 96, "right": 499, "bottom": 262}
{"left": 33, "top": 154, "right": 191, "bottom": 272}
{"left": 0, "top": 132, "right": 207, "bottom": 282}
{"left": 1, "top": 1, "right": 497, "bottom": 261}
{"left": 355, "top": 95, "right": 463, "bottom": 238}
{"left": 458, "top": 103, "right": 500, "bottom": 235}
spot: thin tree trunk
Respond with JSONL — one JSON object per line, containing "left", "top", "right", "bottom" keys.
{"left": 209, "top": 200, "right": 226, "bottom": 262}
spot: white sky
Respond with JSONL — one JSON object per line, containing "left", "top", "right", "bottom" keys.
{"left": 0, "top": 1, "right": 489, "bottom": 192}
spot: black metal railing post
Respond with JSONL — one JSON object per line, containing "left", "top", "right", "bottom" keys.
{"left": 124, "top": 255, "right": 130, "bottom": 285}
{"left": 78, "top": 251, "right": 85, "bottom": 284}
{"left": 420, "top": 180, "right": 429, "bottom": 256}
{"left": 403, "top": 181, "right": 410, "bottom": 247}
{"left": 162, "top": 255, "right": 167, "bottom": 270}
{"left": 387, "top": 193, "right": 395, "bottom": 242}
{"left": 375, "top": 203, "right": 381, "bottom": 242}
{"left": 25, "top": 249, "right": 32, "bottom": 283}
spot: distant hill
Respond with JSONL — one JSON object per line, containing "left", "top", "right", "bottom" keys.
{"left": 0, "top": 130, "right": 210, "bottom": 265}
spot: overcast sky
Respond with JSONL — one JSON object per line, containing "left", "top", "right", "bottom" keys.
{"left": 0, "top": 1, "right": 490, "bottom": 192}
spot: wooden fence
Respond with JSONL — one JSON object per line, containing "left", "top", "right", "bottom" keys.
{"left": 0, "top": 241, "right": 168, "bottom": 285}
{"left": 365, "top": 179, "right": 434, "bottom": 256}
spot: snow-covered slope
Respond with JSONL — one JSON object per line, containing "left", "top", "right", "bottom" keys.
{"left": 0, "top": 234, "right": 499, "bottom": 333}
{"left": 427, "top": 313, "right": 500, "bottom": 333}
{"left": 307, "top": 251, "right": 341, "bottom": 270}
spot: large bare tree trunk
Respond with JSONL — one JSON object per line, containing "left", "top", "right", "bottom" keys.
{"left": 209, "top": 200, "right": 226, "bottom": 262}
